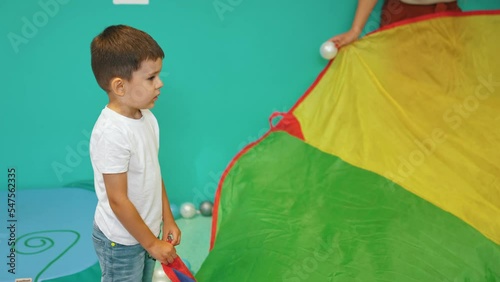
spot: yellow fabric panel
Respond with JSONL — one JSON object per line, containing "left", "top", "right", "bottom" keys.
{"left": 293, "top": 13, "right": 500, "bottom": 243}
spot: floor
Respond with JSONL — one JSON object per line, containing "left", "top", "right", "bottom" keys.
{"left": 0, "top": 187, "right": 211, "bottom": 282}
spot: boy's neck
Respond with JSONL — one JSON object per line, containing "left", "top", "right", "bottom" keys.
{"left": 107, "top": 101, "right": 143, "bottom": 119}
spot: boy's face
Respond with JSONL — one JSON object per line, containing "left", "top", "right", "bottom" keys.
{"left": 122, "top": 58, "right": 164, "bottom": 111}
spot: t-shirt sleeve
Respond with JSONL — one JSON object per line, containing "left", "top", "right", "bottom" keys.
{"left": 92, "top": 127, "right": 130, "bottom": 174}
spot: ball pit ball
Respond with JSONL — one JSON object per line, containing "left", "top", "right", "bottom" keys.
{"left": 170, "top": 203, "right": 181, "bottom": 219}
{"left": 153, "top": 267, "right": 168, "bottom": 280}
{"left": 319, "top": 41, "right": 338, "bottom": 60}
{"left": 199, "top": 200, "right": 214, "bottom": 217}
{"left": 182, "top": 258, "right": 191, "bottom": 271}
{"left": 180, "top": 202, "right": 197, "bottom": 219}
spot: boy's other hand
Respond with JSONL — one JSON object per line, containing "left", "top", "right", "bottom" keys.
{"left": 163, "top": 222, "right": 182, "bottom": 246}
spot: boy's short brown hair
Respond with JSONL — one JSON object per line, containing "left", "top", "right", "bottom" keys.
{"left": 91, "top": 25, "right": 164, "bottom": 92}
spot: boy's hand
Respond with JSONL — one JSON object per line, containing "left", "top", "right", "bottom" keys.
{"left": 148, "top": 239, "right": 177, "bottom": 264}
{"left": 162, "top": 221, "right": 181, "bottom": 246}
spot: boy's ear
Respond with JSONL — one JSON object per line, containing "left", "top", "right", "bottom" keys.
{"left": 110, "top": 77, "right": 125, "bottom": 96}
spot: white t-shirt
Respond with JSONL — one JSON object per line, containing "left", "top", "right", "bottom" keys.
{"left": 90, "top": 107, "right": 162, "bottom": 245}
{"left": 401, "top": 0, "right": 455, "bottom": 4}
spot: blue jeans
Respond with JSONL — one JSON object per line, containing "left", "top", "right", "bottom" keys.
{"left": 92, "top": 224, "right": 156, "bottom": 282}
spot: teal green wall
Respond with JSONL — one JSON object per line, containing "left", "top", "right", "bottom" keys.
{"left": 1, "top": 0, "right": 499, "bottom": 206}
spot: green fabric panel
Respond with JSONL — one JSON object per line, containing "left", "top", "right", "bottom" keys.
{"left": 197, "top": 132, "right": 499, "bottom": 282}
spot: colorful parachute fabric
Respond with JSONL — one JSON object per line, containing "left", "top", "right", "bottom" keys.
{"left": 196, "top": 11, "right": 500, "bottom": 281}
{"left": 162, "top": 258, "right": 196, "bottom": 282}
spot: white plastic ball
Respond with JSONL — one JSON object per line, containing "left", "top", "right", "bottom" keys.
{"left": 153, "top": 268, "right": 168, "bottom": 281}
{"left": 319, "top": 41, "right": 338, "bottom": 60}
{"left": 152, "top": 277, "right": 171, "bottom": 282}
{"left": 180, "top": 202, "right": 197, "bottom": 219}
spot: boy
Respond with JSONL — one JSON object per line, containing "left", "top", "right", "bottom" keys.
{"left": 89, "top": 25, "right": 180, "bottom": 282}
